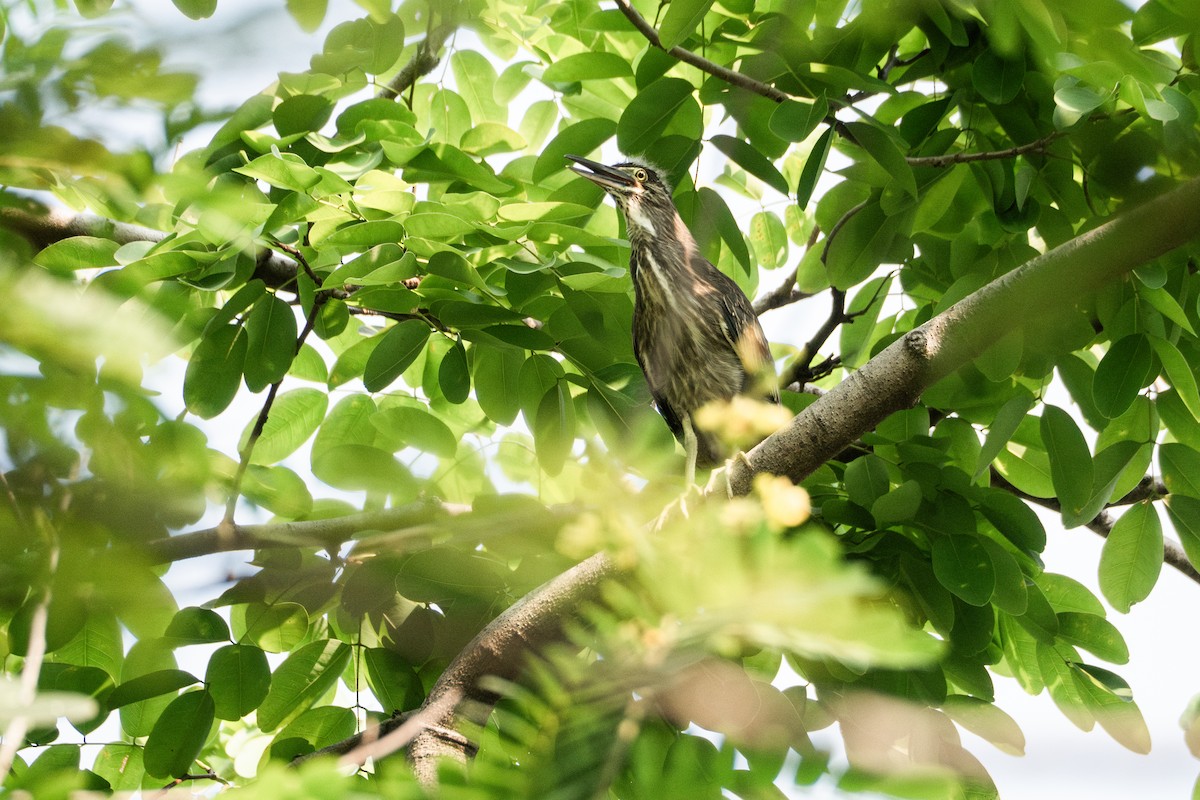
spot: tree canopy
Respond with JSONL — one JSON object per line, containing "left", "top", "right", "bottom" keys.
{"left": 2, "top": 0, "right": 1200, "bottom": 798}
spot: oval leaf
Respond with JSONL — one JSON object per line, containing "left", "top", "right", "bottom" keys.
{"left": 1098, "top": 501, "right": 1163, "bottom": 613}
{"left": 142, "top": 690, "right": 215, "bottom": 778}
{"left": 363, "top": 320, "right": 430, "bottom": 392}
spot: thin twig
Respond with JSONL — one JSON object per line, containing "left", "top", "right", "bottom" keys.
{"left": 991, "top": 469, "right": 1200, "bottom": 586}
{"left": 220, "top": 296, "right": 328, "bottom": 531}
{"left": 754, "top": 227, "right": 820, "bottom": 316}
{"left": 779, "top": 289, "right": 847, "bottom": 388}
{"left": 905, "top": 131, "right": 1065, "bottom": 168}
{"left": 377, "top": 21, "right": 458, "bottom": 101}
{"left": 336, "top": 690, "right": 463, "bottom": 769}
{"left": 612, "top": 0, "right": 791, "bottom": 104}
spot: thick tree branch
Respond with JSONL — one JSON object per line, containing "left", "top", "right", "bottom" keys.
{"left": 403, "top": 178, "right": 1200, "bottom": 781}
{"left": 0, "top": 206, "right": 302, "bottom": 290}
{"left": 143, "top": 502, "right": 463, "bottom": 564}
{"left": 723, "top": 177, "right": 1200, "bottom": 494}
{"left": 407, "top": 552, "right": 616, "bottom": 782}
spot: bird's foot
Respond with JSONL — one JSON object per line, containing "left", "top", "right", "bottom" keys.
{"left": 651, "top": 481, "right": 704, "bottom": 531}
{"left": 701, "top": 451, "right": 754, "bottom": 500}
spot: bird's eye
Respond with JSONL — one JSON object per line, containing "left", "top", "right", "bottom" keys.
{"left": 633, "top": 168, "right": 648, "bottom": 182}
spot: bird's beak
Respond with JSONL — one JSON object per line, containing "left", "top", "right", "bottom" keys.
{"left": 565, "top": 154, "right": 635, "bottom": 191}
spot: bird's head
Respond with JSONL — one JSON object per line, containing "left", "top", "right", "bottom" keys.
{"left": 565, "top": 155, "right": 676, "bottom": 238}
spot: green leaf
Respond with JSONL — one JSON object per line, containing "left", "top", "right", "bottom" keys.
{"left": 33, "top": 236, "right": 120, "bottom": 273}
{"left": 658, "top": 0, "right": 714, "bottom": 48}
{"left": 364, "top": 648, "right": 424, "bottom": 713}
{"left": 825, "top": 202, "right": 900, "bottom": 290}
{"left": 1068, "top": 440, "right": 1141, "bottom": 528}
{"left": 1164, "top": 494, "right": 1200, "bottom": 568}
{"left": 543, "top": 52, "right": 632, "bottom": 83}
{"left": 1098, "top": 501, "right": 1163, "bottom": 613}
{"left": 473, "top": 344, "right": 524, "bottom": 425}
{"left": 617, "top": 77, "right": 694, "bottom": 156}
{"left": 163, "top": 607, "right": 230, "bottom": 647}
{"left": 142, "top": 691, "right": 215, "bottom": 778}
{"left": 274, "top": 94, "right": 334, "bottom": 137}
{"left": 243, "top": 388, "right": 328, "bottom": 465}
{"left": 710, "top": 135, "right": 789, "bottom": 194}
{"left": 931, "top": 534, "right": 995, "bottom": 606}
{"left": 235, "top": 153, "right": 322, "bottom": 191}
{"left": 93, "top": 744, "right": 145, "bottom": 792}
{"left": 1140, "top": 285, "right": 1196, "bottom": 334}
{"left": 972, "top": 50, "right": 1025, "bottom": 104}
{"left": 276, "top": 706, "right": 356, "bottom": 751}
{"left": 748, "top": 210, "right": 788, "bottom": 269}
{"left": 769, "top": 98, "right": 828, "bottom": 142}
{"left": 1150, "top": 337, "right": 1200, "bottom": 418}
{"left": 396, "top": 548, "right": 506, "bottom": 604}
{"left": 183, "top": 324, "right": 247, "bottom": 419}
{"left": 243, "top": 295, "right": 298, "bottom": 392}
{"left": 942, "top": 696, "right": 1025, "bottom": 756}
{"left": 287, "top": 0, "right": 328, "bottom": 31}
{"left": 257, "top": 639, "right": 352, "bottom": 731}
{"left": 243, "top": 465, "right": 313, "bottom": 517}
{"left": 845, "top": 121, "right": 916, "bottom": 197}
{"left": 1054, "top": 86, "right": 1107, "bottom": 125}
{"left": 206, "top": 644, "right": 271, "bottom": 721}
{"left": 872, "top": 479, "right": 922, "bottom": 524}
{"left": 913, "top": 164, "right": 967, "bottom": 233}
{"left": 1057, "top": 612, "right": 1129, "bottom": 664}
{"left": 844, "top": 454, "right": 890, "bottom": 508}
{"left": 1092, "top": 334, "right": 1155, "bottom": 419}
{"left": 1160, "top": 443, "right": 1200, "bottom": 498}
{"left": 239, "top": 602, "right": 309, "bottom": 653}
{"left": 797, "top": 127, "right": 833, "bottom": 210}
{"left": 439, "top": 339, "right": 471, "bottom": 403}
{"left": 1040, "top": 405, "right": 1093, "bottom": 521}
{"left": 451, "top": 50, "right": 503, "bottom": 124}
{"left": 535, "top": 118, "right": 617, "bottom": 183}
{"left": 108, "top": 670, "right": 199, "bottom": 710}
{"left": 363, "top": 320, "right": 430, "bottom": 393}
{"left": 372, "top": 405, "right": 457, "bottom": 457}
{"left": 974, "top": 390, "right": 1034, "bottom": 479}
{"left": 171, "top": 0, "right": 215, "bottom": 19}
{"left": 534, "top": 380, "right": 576, "bottom": 476}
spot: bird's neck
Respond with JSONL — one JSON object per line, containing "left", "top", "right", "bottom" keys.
{"left": 627, "top": 207, "right": 721, "bottom": 285}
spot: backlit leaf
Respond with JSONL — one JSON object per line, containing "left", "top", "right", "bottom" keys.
{"left": 1098, "top": 502, "right": 1163, "bottom": 613}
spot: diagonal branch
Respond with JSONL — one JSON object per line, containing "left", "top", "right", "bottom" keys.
{"left": 404, "top": 177, "right": 1200, "bottom": 783}
{"left": 612, "top": 0, "right": 791, "bottom": 104}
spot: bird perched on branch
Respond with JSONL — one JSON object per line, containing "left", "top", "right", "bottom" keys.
{"left": 566, "top": 155, "right": 778, "bottom": 485}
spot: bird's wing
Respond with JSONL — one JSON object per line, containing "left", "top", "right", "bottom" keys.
{"left": 713, "top": 273, "right": 778, "bottom": 403}
{"left": 632, "top": 306, "right": 686, "bottom": 440}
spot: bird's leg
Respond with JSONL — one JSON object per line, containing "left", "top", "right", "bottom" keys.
{"left": 654, "top": 416, "right": 701, "bottom": 531}
{"left": 682, "top": 413, "right": 699, "bottom": 490}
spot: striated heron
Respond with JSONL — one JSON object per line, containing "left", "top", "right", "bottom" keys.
{"left": 566, "top": 155, "right": 778, "bottom": 484}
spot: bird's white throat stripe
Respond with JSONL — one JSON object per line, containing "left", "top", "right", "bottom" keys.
{"left": 627, "top": 203, "right": 657, "bottom": 235}
{"left": 640, "top": 251, "right": 683, "bottom": 314}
